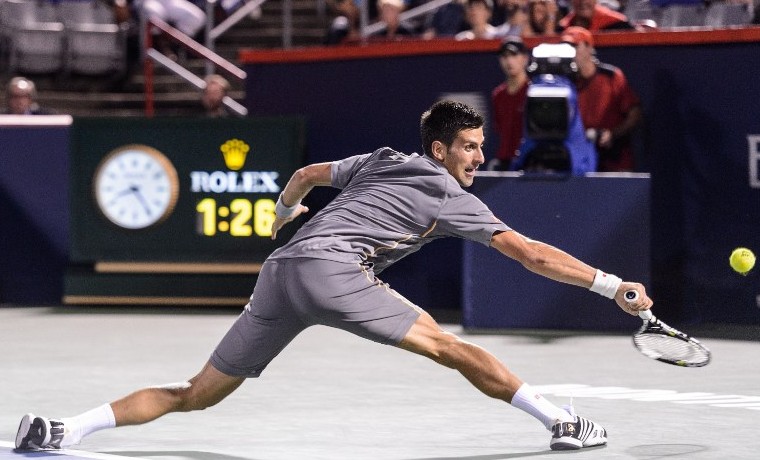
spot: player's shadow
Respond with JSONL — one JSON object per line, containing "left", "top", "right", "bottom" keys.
{"left": 104, "top": 452, "right": 262, "bottom": 460}
{"left": 407, "top": 452, "right": 550, "bottom": 460}
{"left": 407, "top": 447, "right": 602, "bottom": 459}
{"left": 105, "top": 448, "right": 587, "bottom": 460}
{"left": 626, "top": 444, "right": 709, "bottom": 458}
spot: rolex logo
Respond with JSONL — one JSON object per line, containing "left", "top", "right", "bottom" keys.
{"left": 220, "top": 139, "right": 250, "bottom": 171}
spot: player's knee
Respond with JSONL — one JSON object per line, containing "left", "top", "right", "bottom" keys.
{"left": 427, "top": 331, "right": 466, "bottom": 367}
{"left": 155, "top": 381, "right": 217, "bottom": 412}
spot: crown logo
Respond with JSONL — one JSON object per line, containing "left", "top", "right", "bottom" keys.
{"left": 220, "top": 139, "right": 250, "bottom": 171}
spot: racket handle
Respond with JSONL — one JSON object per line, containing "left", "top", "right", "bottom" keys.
{"left": 624, "top": 290, "right": 653, "bottom": 320}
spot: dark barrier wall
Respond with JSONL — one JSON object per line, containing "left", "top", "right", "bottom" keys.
{"left": 463, "top": 174, "right": 650, "bottom": 331}
{"left": 593, "top": 36, "right": 760, "bottom": 325}
{"left": 0, "top": 117, "right": 71, "bottom": 304}
{"left": 241, "top": 31, "right": 760, "bottom": 325}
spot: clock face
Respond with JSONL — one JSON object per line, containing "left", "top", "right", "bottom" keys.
{"left": 93, "top": 145, "right": 179, "bottom": 230}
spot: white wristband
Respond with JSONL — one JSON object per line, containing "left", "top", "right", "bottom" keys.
{"left": 275, "top": 193, "right": 300, "bottom": 219}
{"left": 590, "top": 269, "right": 622, "bottom": 299}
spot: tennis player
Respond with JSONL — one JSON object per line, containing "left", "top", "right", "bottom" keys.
{"left": 16, "top": 100, "right": 652, "bottom": 452}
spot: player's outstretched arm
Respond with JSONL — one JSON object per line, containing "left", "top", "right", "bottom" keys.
{"left": 490, "top": 230, "right": 652, "bottom": 314}
{"left": 271, "top": 162, "right": 332, "bottom": 239}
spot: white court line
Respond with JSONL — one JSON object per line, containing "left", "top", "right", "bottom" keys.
{"left": 0, "top": 441, "right": 134, "bottom": 460}
{"left": 534, "top": 384, "right": 760, "bottom": 411}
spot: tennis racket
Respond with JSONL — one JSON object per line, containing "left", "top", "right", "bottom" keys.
{"left": 625, "top": 290, "right": 711, "bottom": 367}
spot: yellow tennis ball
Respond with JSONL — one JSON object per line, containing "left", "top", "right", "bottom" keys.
{"left": 729, "top": 247, "right": 755, "bottom": 275}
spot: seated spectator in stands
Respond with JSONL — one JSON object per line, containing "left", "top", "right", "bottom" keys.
{"left": 1, "top": 77, "right": 55, "bottom": 115}
{"left": 523, "top": 0, "right": 561, "bottom": 35}
{"left": 324, "top": 0, "right": 360, "bottom": 44}
{"left": 142, "top": 0, "right": 206, "bottom": 38}
{"left": 421, "top": 0, "right": 467, "bottom": 38}
{"left": 198, "top": 74, "right": 237, "bottom": 117}
{"left": 493, "top": 0, "right": 530, "bottom": 36}
{"left": 369, "top": 0, "right": 418, "bottom": 40}
{"left": 490, "top": 38, "right": 530, "bottom": 170}
{"left": 559, "top": 0, "right": 635, "bottom": 30}
{"left": 562, "top": 26, "right": 641, "bottom": 171}
{"left": 456, "top": 0, "right": 501, "bottom": 39}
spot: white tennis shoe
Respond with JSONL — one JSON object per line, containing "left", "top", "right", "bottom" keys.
{"left": 15, "top": 413, "right": 65, "bottom": 451}
{"left": 549, "top": 405, "right": 607, "bottom": 450}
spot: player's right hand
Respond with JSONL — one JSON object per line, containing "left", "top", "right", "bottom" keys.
{"left": 270, "top": 205, "right": 309, "bottom": 240}
{"left": 615, "top": 282, "right": 652, "bottom": 315}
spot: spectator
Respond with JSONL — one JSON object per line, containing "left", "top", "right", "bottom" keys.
{"left": 324, "top": 0, "right": 360, "bottom": 44}
{"left": 456, "top": 0, "right": 501, "bottom": 39}
{"left": 490, "top": 38, "right": 530, "bottom": 170}
{"left": 493, "top": 0, "right": 530, "bottom": 36}
{"left": 523, "top": 0, "right": 561, "bottom": 36}
{"left": 369, "top": 0, "right": 418, "bottom": 40}
{"left": 142, "top": 0, "right": 206, "bottom": 38}
{"left": 562, "top": 26, "right": 641, "bottom": 171}
{"left": 558, "top": 0, "right": 635, "bottom": 30}
{"left": 421, "top": 0, "right": 467, "bottom": 38}
{"left": 198, "top": 74, "right": 237, "bottom": 117}
{"left": 1, "top": 77, "right": 55, "bottom": 115}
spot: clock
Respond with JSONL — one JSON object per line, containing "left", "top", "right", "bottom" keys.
{"left": 93, "top": 145, "right": 179, "bottom": 230}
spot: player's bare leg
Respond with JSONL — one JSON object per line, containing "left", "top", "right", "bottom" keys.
{"left": 16, "top": 361, "right": 246, "bottom": 450}
{"left": 397, "top": 310, "right": 523, "bottom": 402}
{"left": 397, "top": 310, "right": 607, "bottom": 449}
{"left": 112, "top": 361, "right": 245, "bottom": 426}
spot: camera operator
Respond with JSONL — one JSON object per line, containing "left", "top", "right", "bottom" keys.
{"left": 490, "top": 38, "right": 530, "bottom": 170}
{"left": 562, "top": 26, "right": 641, "bottom": 172}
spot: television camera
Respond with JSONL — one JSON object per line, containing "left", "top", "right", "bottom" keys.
{"left": 510, "top": 43, "right": 597, "bottom": 175}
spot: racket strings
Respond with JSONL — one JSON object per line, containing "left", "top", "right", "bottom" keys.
{"left": 633, "top": 333, "right": 709, "bottom": 365}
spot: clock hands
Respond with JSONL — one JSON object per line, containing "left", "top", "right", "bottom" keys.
{"left": 106, "top": 184, "right": 153, "bottom": 217}
{"left": 129, "top": 185, "right": 153, "bottom": 217}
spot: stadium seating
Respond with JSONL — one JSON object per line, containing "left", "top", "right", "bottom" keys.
{"left": 0, "top": 0, "right": 126, "bottom": 76}
{"left": 58, "top": 0, "right": 127, "bottom": 76}
{"left": 0, "top": 0, "right": 66, "bottom": 74}
{"left": 657, "top": 3, "right": 707, "bottom": 27}
{"left": 704, "top": 2, "right": 752, "bottom": 27}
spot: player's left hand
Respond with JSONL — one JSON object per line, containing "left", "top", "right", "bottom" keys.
{"left": 271, "top": 205, "right": 309, "bottom": 240}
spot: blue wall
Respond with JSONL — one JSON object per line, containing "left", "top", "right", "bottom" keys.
{"left": 0, "top": 121, "right": 70, "bottom": 304}
{"left": 2, "top": 34, "right": 759, "bottom": 327}
{"left": 242, "top": 36, "right": 760, "bottom": 326}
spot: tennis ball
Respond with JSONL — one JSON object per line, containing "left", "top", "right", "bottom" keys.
{"left": 729, "top": 247, "right": 755, "bottom": 275}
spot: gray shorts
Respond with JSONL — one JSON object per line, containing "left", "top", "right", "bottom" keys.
{"left": 210, "top": 258, "right": 421, "bottom": 377}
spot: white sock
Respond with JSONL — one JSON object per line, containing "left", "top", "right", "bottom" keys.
{"left": 510, "top": 383, "right": 574, "bottom": 430}
{"left": 61, "top": 404, "right": 116, "bottom": 447}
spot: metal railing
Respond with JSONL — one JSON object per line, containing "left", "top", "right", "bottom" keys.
{"left": 139, "top": 0, "right": 456, "bottom": 116}
{"left": 141, "top": 15, "right": 248, "bottom": 117}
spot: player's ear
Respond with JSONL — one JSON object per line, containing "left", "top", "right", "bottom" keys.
{"left": 431, "top": 141, "right": 446, "bottom": 161}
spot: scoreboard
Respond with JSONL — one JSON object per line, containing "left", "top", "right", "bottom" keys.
{"left": 69, "top": 117, "right": 305, "bottom": 267}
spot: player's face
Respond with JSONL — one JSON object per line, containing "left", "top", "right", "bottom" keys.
{"left": 433, "top": 127, "right": 485, "bottom": 187}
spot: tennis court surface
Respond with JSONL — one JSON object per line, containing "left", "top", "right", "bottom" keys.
{"left": 1, "top": 306, "right": 757, "bottom": 459}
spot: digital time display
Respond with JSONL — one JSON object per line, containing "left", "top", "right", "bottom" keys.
{"left": 196, "top": 197, "right": 275, "bottom": 237}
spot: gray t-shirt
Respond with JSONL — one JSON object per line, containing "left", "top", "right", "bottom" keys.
{"left": 270, "top": 147, "right": 511, "bottom": 273}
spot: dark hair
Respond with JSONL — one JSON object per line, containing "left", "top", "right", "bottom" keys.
{"left": 420, "top": 100, "right": 484, "bottom": 156}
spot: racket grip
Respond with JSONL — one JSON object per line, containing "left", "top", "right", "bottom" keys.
{"left": 624, "top": 290, "right": 653, "bottom": 320}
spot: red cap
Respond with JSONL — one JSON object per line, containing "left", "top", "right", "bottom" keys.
{"left": 561, "top": 26, "right": 594, "bottom": 47}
